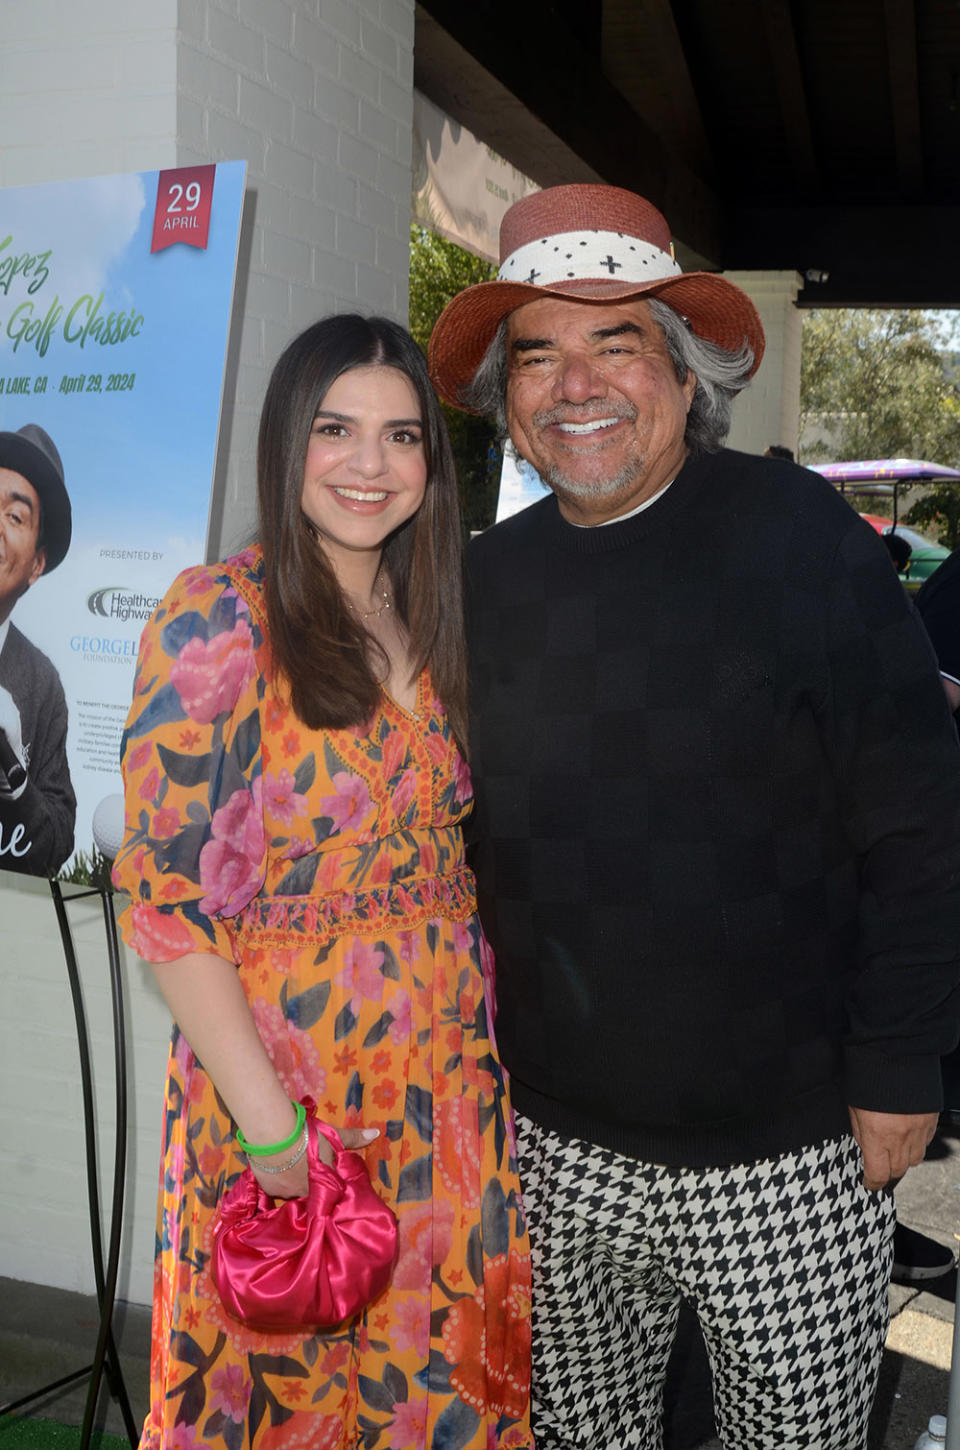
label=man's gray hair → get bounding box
[458,294,755,454]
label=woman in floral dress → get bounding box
[113,315,532,1450]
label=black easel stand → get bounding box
[0,881,139,1449]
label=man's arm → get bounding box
[820,525,960,1185]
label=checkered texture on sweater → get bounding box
[466,448,960,1167]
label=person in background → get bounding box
[882,528,912,577]
[916,548,960,715]
[0,423,75,876]
[915,549,960,1133]
[867,528,960,1281]
[429,182,960,1449]
[764,442,794,461]
[113,315,532,1450]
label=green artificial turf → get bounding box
[0,1420,131,1450]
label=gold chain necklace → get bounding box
[348,570,391,620]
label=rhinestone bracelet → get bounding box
[247,1124,308,1174]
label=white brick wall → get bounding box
[0,1,180,185]
[0,0,416,1306]
[177,0,416,554]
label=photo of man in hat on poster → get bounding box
[0,424,76,877]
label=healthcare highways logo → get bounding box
[87,586,161,624]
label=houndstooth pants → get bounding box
[515,1114,895,1450]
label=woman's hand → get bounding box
[248,1124,380,1200]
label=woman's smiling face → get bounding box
[300,364,428,564]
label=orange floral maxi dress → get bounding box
[113,548,533,1450]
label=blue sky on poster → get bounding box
[0,163,245,545]
[0,164,246,868]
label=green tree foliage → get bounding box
[904,480,960,551]
[801,309,960,464]
[408,225,501,531]
[800,309,960,545]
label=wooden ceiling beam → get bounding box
[414,1,725,266]
[761,0,821,194]
[883,0,925,195]
[601,0,715,178]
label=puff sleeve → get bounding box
[113,563,266,964]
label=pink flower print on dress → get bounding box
[262,769,309,829]
[392,1197,455,1291]
[452,920,474,955]
[184,568,215,597]
[151,807,179,840]
[129,904,198,962]
[391,767,418,820]
[385,988,412,1045]
[392,1295,430,1357]
[198,778,265,917]
[335,939,386,1014]
[128,741,152,772]
[397,930,421,967]
[453,750,473,803]
[170,617,256,725]
[388,1400,428,1450]
[173,1030,195,1077]
[319,771,373,833]
[139,766,161,803]
[208,1364,251,1423]
[424,728,450,768]
[478,929,500,1038]
[252,1000,326,1102]
[381,726,407,781]
[169,1422,203,1450]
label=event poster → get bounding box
[0,161,246,881]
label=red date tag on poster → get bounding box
[150,165,216,252]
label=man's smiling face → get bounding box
[504,295,697,525]
[0,468,45,624]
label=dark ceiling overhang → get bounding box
[414,0,960,305]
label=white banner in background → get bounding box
[412,91,539,262]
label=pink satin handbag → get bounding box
[211,1109,398,1332]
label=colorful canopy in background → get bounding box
[808,459,960,483]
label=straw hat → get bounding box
[428,184,765,411]
[0,423,71,572]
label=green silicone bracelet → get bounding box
[236,1100,306,1157]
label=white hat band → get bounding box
[498,228,682,287]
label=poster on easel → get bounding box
[0,160,246,881]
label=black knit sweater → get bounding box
[466,448,960,1167]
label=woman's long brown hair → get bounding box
[257,314,467,752]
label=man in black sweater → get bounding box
[429,185,960,1448]
[0,424,75,876]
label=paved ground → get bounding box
[2,1121,959,1447]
